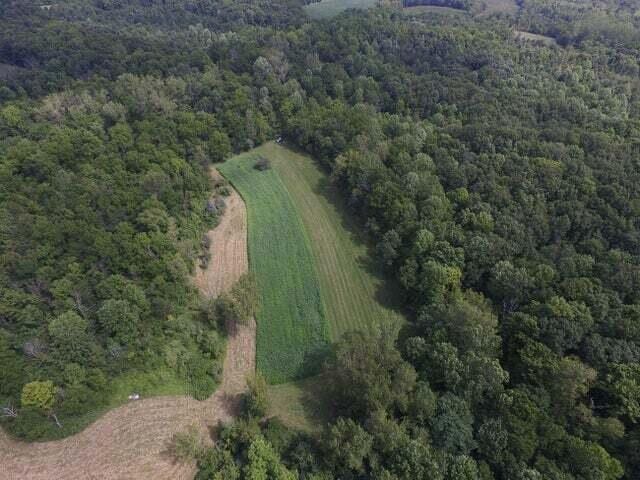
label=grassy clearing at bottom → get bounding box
[304,0,378,20]
[219,153,328,384]
[254,143,404,342]
[267,375,332,433]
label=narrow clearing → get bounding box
[220,151,329,383]
[193,169,249,298]
[1,168,255,480]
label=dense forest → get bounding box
[3,0,640,479]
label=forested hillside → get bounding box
[2,0,640,479]
[0,74,246,439]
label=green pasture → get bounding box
[219,153,329,384]
[304,0,378,20]
[257,143,403,340]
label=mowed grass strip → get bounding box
[304,0,378,20]
[253,143,403,341]
[219,154,329,384]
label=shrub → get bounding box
[199,234,212,269]
[212,274,259,328]
[171,424,202,462]
[214,179,232,196]
[254,156,271,171]
[21,381,56,411]
[2,408,50,442]
[244,373,269,418]
[182,354,217,400]
[230,274,259,324]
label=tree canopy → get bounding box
[3,0,640,478]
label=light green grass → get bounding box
[254,143,403,341]
[304,0,378,20]
[219,153,329,384]
[267,375,332,433]
[253,143,404,430]
[402,5,469,16]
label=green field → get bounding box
[220,144,402,387]
[304,0,378,20]
[402,5,469,16]
[266,375,332,432]
[257,143,403,340]
[473,0,517,16]
[219,153,329,384]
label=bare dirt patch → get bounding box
[193,169,249,298]
[1,168,255,480]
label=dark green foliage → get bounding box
[516,0,640,48]
[254,156,272,171]
[171,424,203,462]
[97,301,140,347]
[3,408,51,442]
[605,364,640,423]
[0,73,238,439]
[196,419,297,480]
[47,312,93,366]
[326,324,416,418]
[0,331,26,399]
[323,418,372,478]
[244,373,270,419]
[430,394,476,455]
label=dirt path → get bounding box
[1,168,255,480]
[193,169,249,299]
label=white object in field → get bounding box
[128,393,140,401]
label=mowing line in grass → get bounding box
[251,143,404,341]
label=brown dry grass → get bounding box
[193,169,249,299]
[1,167,255,480]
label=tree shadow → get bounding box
[287,373,335,429]
[309,163,406,317]
[298,342,331,381]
